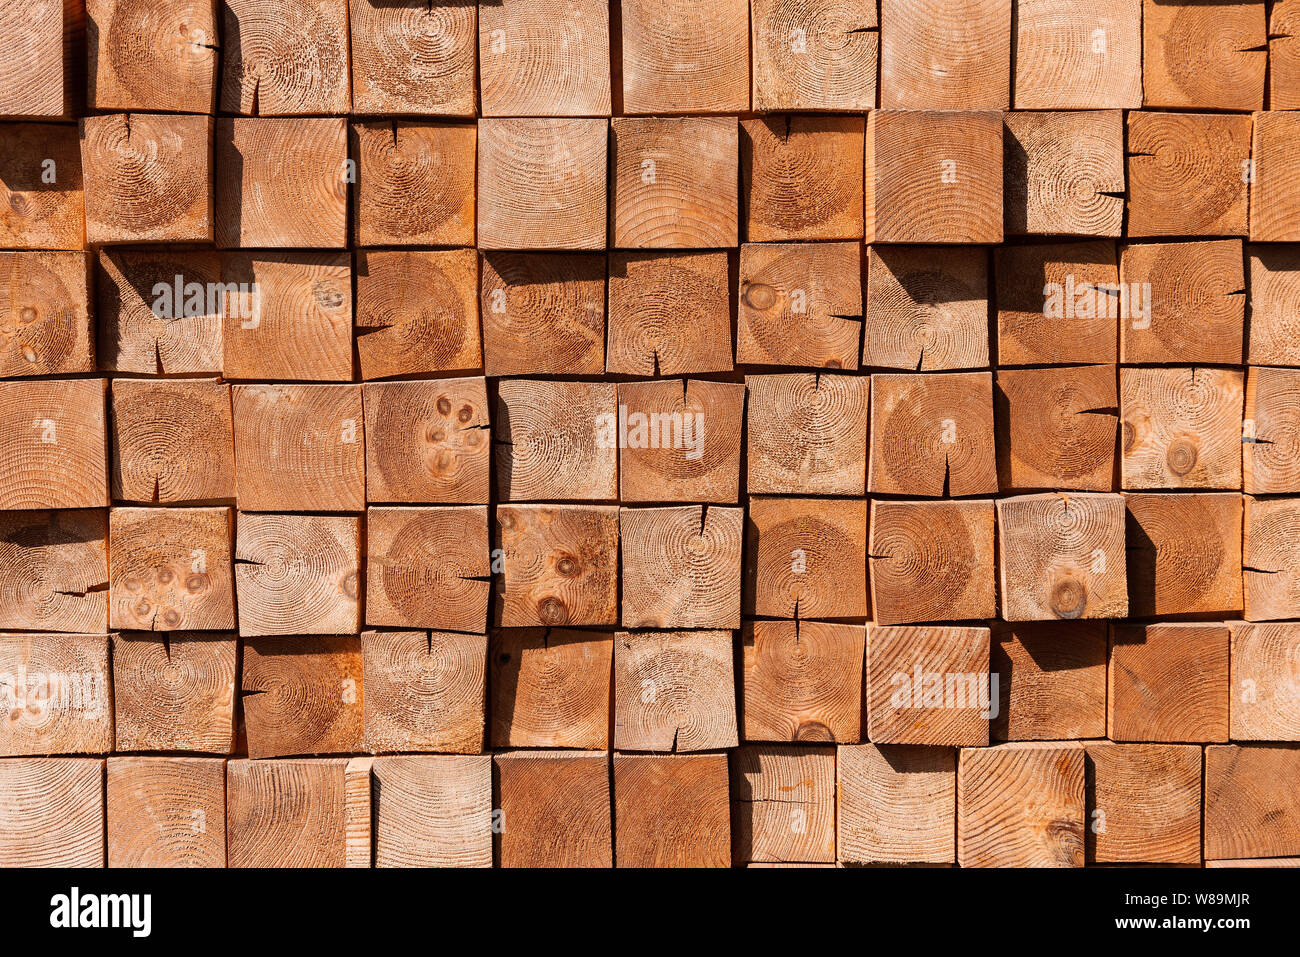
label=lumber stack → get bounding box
[1,0,1299,869]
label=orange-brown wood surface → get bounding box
[1,0,1294,872]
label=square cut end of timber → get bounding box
[235,513,361,637]
[477,118,608,251]
[613,752,731,867]
[997,493,1128,620]
[1108,622,1229,743]
[866,624,992,747]
[109,506,235,632]
[81,113,212,244]
[957,742,1085,868]
[867,110,1004,245]
[367,506,489,633]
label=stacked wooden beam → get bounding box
[1,0,1298,868]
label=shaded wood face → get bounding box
[5,0,1300,875]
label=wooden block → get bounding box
[363,377,490,505]
[490,628,612,749]
[607,251,732,375]
[0,1,81,118]
[863,245,988,371]
[478,0,610,116]
[1244,495,1300,621]
[741,620,865,743]
[355,248,480,379]
[477,118,606,250]
[0,510,107,634]
[112,633,236,752]
[220,0,350,114]
[866,625,991,746]
[1251,111,1300,243]
[1109,623,1230,742]
[620,505,742,629]
[869,372,997,497]
[746,862,840,868]
[1119,240,1245,364]
[242,635,364,758]
[1012,0,1141,108]
[881,0,1009,108]
[612,116,737,249]
[227,758,348,867]
[235,513,360,637]
[494,380,617,501]
[748,373,868,495]
[1126,112,1250,237]
[616,379,745,503]
[372,754,492,867]
[742,116,863,242]
[1248,245,1300,366]
[231,384,364,511]
[1208,857,1300,868]
[0,251,92,377]
[87,0,217,112]
[110,379,234,504]
[0,633,110,755]
[732,745,835,864]
[367,506,488,632]
[215,117,347,248]
[221,252,351,381]
[1004,110,1123,237]
[997,493,1128,620]
[867,110,1003,244]
[613,629,737,752]
[837,743,955,864]
[362,630,486,754]
[353,121,474,246]
[343,756,372,867]
[750,0,877,111]
[494,751,612,868]
[613,752,730,867]
[0,122,84,249]
[1120,367,1243,490]
[994,240,1118,365]
[0,379,107,509]
[81,113,211,244]
[1083,742,1202,864]
[995,365,1117,492]
[1143,0,1265,110]
[1230,622,1300,741]
[480,253,605,376]
[1205,744,1300,860]
[496,504,618,628]
[957,741,1085,868]
[738,242,861,370]
[1125,492,1244,617]
[107,756,225,867]
[869,500,996,625]
[109,506,234,632]
[991,621,1107,741]
[1273,0,1300,109]
[0,758,103,867]
[744,496,867,620]
[96,249,222,374]
[348,0,476,116]
[620,0,748,114]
